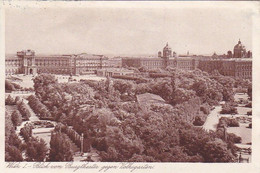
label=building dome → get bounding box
[234,39,246,50]
[163,42,172,58]
[158,51,162,57]
[233,39,247,58]
[163,42,172,51]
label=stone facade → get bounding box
[198,58,252,79]
[96,68,134,77]
[5,41,252,79]
[35,55,74,75]
[122,43,199,71]
[74,54,109,75]
[5,50,109,76]
[122,42,252,79]
[5,56,24,75]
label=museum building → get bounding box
[122,40,252,79]
[5,40,252,79]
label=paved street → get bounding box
[203,106,222,132]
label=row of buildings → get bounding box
[5,40,252,79]
[5,50,122,76]
[122,40,252,79]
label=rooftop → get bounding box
[97,68,134,73]
[200,58,252,62]
[137,93,166,106]
[5,55,20,60]
[36,54,73,58]
[76,53,106,60]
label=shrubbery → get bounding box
[20,123,33,142]
[17,102,31,120]
[28,95,51,119]
[218,117,239,128]
[5,95,15,105]
[227,133,242,143]
[11,110,22,127]
[245,102,252,108]
[247,111,252,116]
[15,96,22,104]
[200,104,211,115]
[5,80,21,92]
[228,119,240,127]
[220,102,238,115]
[193,116,205,126]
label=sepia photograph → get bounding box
[2,1,260,172]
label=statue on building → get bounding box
[227,50,233,58]
[247,51,252,58]
[172,51,177,57]
[158,51,162,57]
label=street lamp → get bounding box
[80,133,84,155]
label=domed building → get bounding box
[233,39,247,58]
[162,43,172,58]
[122,41,251,79]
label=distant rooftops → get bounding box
[76,53,106,60]
[200,58,252,62]
[122,56,196,60]
[35,54,73,58]
[97,68,134,74]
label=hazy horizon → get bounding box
[5,7,253,56]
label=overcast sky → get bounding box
[5,6,253,56]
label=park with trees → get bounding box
[5,67,252,162]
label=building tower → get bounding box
[17,49,36,75]
[158,51,162,57]
[162,43,172,68]
[233,39,247,58]
[172,51,177,57]
[163,42,172,58]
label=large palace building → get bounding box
[122,40,252,79]
[5,40,252,79]
[122,43,198,71]
[5,50,110,76]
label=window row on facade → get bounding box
[236,65,252,70]
[141,60,164,66]
[6,68,23,74]
[5,61,23,66]
[37,68,73,74]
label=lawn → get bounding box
[234,93,249,102]
[227,123,252,144]
[236,106,251,115]
[10,74,35,88]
